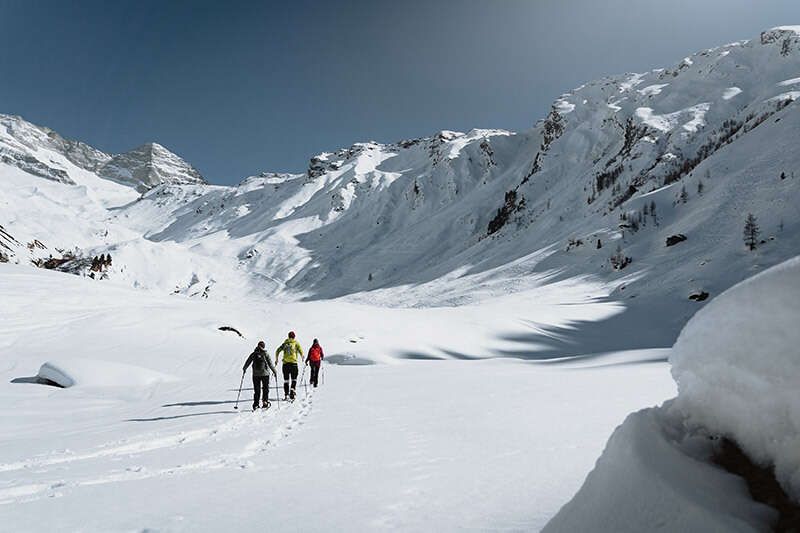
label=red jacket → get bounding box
[308,344,324,362]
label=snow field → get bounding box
[0,265,675,531]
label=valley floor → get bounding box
[0,266,675,532]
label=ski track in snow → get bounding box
[0,392,314,505]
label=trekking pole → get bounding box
[300,363,308,397]
[274,372,280,410]
[233,370,245,410]
[321,361,325,386]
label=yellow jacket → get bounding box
[276,338,303,364]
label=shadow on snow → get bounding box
[126,411,234,422]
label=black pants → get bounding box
[309,361,321,387]
[252,375,270,408]
[282,362,298,398]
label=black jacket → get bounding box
[243,347,277,377]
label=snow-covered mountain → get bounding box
[0,114,111,184]
[2,27,800,337]
[0,114,204,191]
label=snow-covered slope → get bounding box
[108,28,800,311]
[2,27,800,338]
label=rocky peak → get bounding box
[99,142,206,192]
[760,26,800,45]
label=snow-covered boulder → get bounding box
[545,256,800,531]
[671,256,800,500]
[37,358,178,388]
[543,404,775,532]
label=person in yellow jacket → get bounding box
[275,331,304,400]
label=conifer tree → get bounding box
[743,213,760,251]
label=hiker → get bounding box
[306,338,324,387]
[243,341,277,410]
[275,331,303,400]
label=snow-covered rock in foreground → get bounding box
[671,255,800,500]
[543,404,775,532]
[545,256,800,532]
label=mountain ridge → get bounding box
[1,27,799,345]
[0,113,205,191]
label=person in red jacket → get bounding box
[306,338,324,388]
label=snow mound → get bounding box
[37,359,178,388]
[325,353,375,366]
[671,256,800,500]
[545,256,800,531]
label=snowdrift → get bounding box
[37,359,177,388]
[545,256,800,531]
[543,404,774,532]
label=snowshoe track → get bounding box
[0,391,315,505]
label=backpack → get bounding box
[309,345,322,361]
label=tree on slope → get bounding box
[743,213,760,251]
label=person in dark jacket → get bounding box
[243,341,278,410]
[306,338,324,388]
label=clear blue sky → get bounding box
[1,0,799,184]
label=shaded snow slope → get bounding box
[545,255,800,532]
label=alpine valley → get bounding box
[1,27,799,532]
